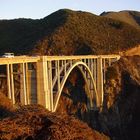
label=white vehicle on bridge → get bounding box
[2,53,14,58]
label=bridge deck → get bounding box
[0,55,120,65]
[41,55,120,61]
[0,56,40,65]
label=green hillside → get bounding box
[0,9,140,55]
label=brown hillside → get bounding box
[0,9,140,55]
[121,45,140,56]
[0,105,110,140]
[33,9,140,55]
[101,10,140,30]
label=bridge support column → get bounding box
[7,64,11,100]
[10,64,15,104]
[7,64,15,104]
[48,61,53,111]
[6,64,15,104]
[25,63,30,104]
[97,57,104,107]
[20,63,27,105]
[37,57,51,111]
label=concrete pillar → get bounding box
[103,59,106,84]
[90,59,94,93]
[64,60,66,76]
[25,63,30,104]
[10,64,15,104]
[37,56,51,110]
[20,63,27,105]
[57,60,60,93]
[28,68,37,104]
[93,59,97,86]
[97,57,103,107]
[108,58,111,66]
[7,64,11,99]
[48,61,53,111]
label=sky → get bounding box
[0,0,139,19]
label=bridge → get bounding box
[0,55,120,112]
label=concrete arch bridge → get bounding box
[0,55,120,112]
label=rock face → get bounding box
[98,56,140,140]
[0,105,110,140]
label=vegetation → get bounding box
[106,66,118,80]
[0,93,14,119]
[101,10,140,30]
[33,9,140,55]
[0,105,110,140]
[0,9,140,55]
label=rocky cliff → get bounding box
[100,55,140,140]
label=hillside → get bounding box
[0,104,110,140]
[121,45,140,56]
[0,9,140,55]
[101,10,140,30]
[0,19,45,55]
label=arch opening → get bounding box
[53,61,98,112]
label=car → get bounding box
[2,53,14,58]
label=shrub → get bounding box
[106,66,118,80]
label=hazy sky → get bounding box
[0,0,139,19]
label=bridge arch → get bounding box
[53,61,99,112]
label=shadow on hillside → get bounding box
[99,70,140,140]
[0,93,14,119]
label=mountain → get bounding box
[101,10,140,30]
[0,9,140,55]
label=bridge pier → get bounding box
[25,63,30,105]
[7,64,15,104]
[20,63,28,105]
[7,64,11,100]
[37,57,52,111]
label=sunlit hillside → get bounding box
[101,10,140,30]
[0,9,140,55]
